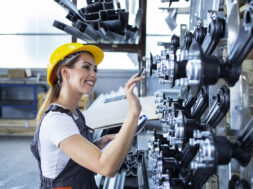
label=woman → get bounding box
[30,42,145,189]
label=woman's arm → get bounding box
[59,74,145,177]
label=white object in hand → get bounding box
[101,113,147,151]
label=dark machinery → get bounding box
[142,1,253,188]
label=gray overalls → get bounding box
[30,104,98,189]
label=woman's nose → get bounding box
[90,69,97,78]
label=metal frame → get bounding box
[0,83,40,118]
[72,0,147,97]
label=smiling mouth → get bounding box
[86,81,94,87]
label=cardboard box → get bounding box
[37,92,47,111]
[79,91,96,111]
[37,92,96,112]
[78,94,89,111]
[8,69,26,79]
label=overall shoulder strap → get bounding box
[76,108,94,132]
[50,104,72,115]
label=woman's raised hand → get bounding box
[124,73,145,116]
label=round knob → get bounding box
[171,34,180,51]
[184,31,193,50]
[194,24,207,45]
[150,52,157,76]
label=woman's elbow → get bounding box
[98,158,118,177]
[106,171,117,178]
[101,169,117,178]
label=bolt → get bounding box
[235,105,242,111]
[191,162,198,169]
[189,138,195,146]
[188,80,200,85]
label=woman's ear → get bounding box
[60,66,70,81]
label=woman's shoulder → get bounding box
[40,111,80,146]
[39,110,80,144]
[41,111,77,131]
[45,110,73,121]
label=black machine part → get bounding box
[204,118,253,167]
[186,3,252,97]
[149,53,157,77]
[211,118,253,166]
[191,86,209,120]
[197,51,223,86]
[204,85,230,128]
[229,175,251,189]
[174,60,187,81]
[183,91,197,109]
[180,143,199,168]
[168,34,187,87]
[189,118,253,189]
[184,31,193,51]
[225,2,253,86]
[201,14,226,55]
[160,145,182,161]
[174,15,225,101]
[191,167,216,189]
[184,129,217,189]
[189,24,207,51]
[184,43,222,101]
[182,116,199,146]
[170,34,180,54]
[235,118,253,166]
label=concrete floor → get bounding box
[0,136,40,189]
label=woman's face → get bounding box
[65,53,97,95]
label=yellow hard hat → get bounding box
[47,43,104,86]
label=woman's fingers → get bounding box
[107,134,116,140]
[125,76,145,96]
[128,83,136,93]
[125,75,145,89]
[104,134,116,142]
[125,73,138,87]
[126,73,145,85]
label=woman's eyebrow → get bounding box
[82,62,92,65]
[82,62,97,69]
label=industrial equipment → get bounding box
[139,0,253,188]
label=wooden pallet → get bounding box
[0,119,37,136]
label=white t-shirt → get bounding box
[38,105,80,179]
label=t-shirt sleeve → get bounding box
[41,112,80,147]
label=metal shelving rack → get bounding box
[72,0,147,96]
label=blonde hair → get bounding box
[37,51,94,124]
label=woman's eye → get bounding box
[83,66,90,70]
[83,66,97,73]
